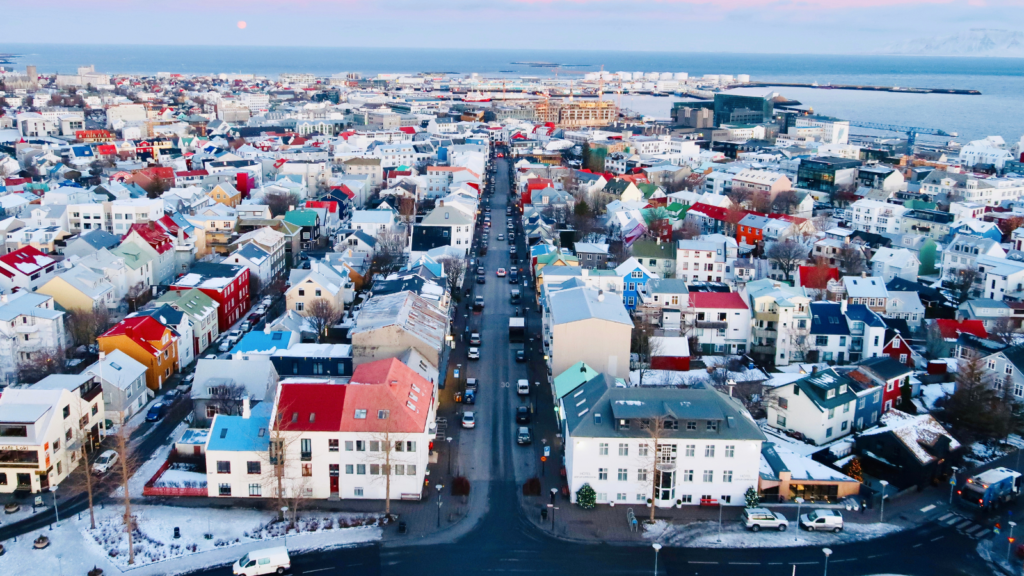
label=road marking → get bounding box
[937,513,954,521]
[945,517,960,525]
[729,562,760,565]
[966,525,984,535]
[867,554,884,559]
[790,562,817,565]
[920,504,936,513]
[303,569,334,574]
[689,561,719,564]
[955,520,973,529]
[931,536,945,542]
[912,543,923,548]
[768,562,784,565]
[976,529,991,538]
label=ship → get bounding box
[462,91,491,103]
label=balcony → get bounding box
[14,324,39,334]
[754,311,780,322]
[695,321,727,330]
[81,383,103,403]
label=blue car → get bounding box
[145,402,168,422]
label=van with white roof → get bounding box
[233,546,290,575]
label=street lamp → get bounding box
[446,436,453,475]
[879,480,889,523]
[281,506,289,546]
[794,497,804,542]
[436,483,444,528]
[949,466,959,505]
[651,543,662,575]
[717,501,723,542]
[50,486,59,528]
[822,548,832,576]
[1009,521,1018,562]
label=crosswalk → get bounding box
[934,511,992,540]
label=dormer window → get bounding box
[706,420,718,432]
[827,389,836,399]
[618,419,630,430]
[839,384,847,394]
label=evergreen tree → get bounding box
[899,378,917,414]
[842,458,864,483]
[744,486,760,508]
[576,483,597,510]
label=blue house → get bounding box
[615,257,657,311]
[230,330,301,360]
[950,219,1002,242]
[809,302,851,364]
[846,374,883,432]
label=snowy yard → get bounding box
[643,518,901,548]
[0,504,382,576]
[920,382,955,411]
[114,421,189,498]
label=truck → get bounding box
[509,317,526,360]
[958,467,1023,510]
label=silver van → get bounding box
[741,507,788,532]
[800,509,844,532]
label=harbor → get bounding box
[744,81,981,95]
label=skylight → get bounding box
[110,362,122,371]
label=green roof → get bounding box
[630,239,675,260]
[284,209,319,227]
[554,362,600,399]
[155,288,217,321]
[638,183,659,198]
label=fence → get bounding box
[142,459,209,497]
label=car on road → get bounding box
[468,347,480,360]
[800,510,843,532]
[510,270,518,283]
[517,379,530,395]
[475,296,485,309]
[183,373,196,385]
[742,508,789,532]
[477,274,485,284]
[205,354,218,360]
[163,389,183,404]
[507,223,513,230]
[515,349,526,362]
[470,332,482,346]
[253,306,267,316]
[461,411,476,429]
[219,340,233,353]
[240,321,252,332]
[145,402,169,422]
[466,378,478,391]
[225,330,243,343]
[463,389,476,404]
[92,449,119,475]
[497,234,504,241]
[516,406,531,424]
[496,268,507,277]
[508,234,515,243]
[261,296,274,307]
[477,266,486,276]
[233,547,291,576]
[517,427,532,445]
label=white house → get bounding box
[351,210,396,241]
[870,248,920,283]
[685,292,751,356]
[0,292,67,384]
[766,368,858,446]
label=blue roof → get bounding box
[810,302,850,336]
[207,402,272,452]
[231,330,292,355]
[844,304,887,328]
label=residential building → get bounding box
[845,199,907,235]
[574,242,610,270]
[351,210,396,241]
[351,291,448,370]
[852,356,915,413]
[85,350,148,425]
[870,248,920,283]
[192,358,279,428]
[630,240,677,278]
[616,258,657,310]
[98,315,179,392]
[154,288,220,355]
[766,368,858,446]
[37,264,116,313]
[0,246,59,292]
[286,260,348,316]
[843,275,888,315]
[855,410,961,490]
[547,287,632,379]
[170,262,250,332]
[233,227,287,283]
[686,292,751,355]
[0,292,67,384]
[899,210,954,241]
[226,243,273,292]
[208,183,242,208]
[746,279,812,366]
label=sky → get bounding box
[3,0,1023,53]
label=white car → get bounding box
[261,296,273,307]
[219,341,232,352]
[461,411,476,429]
[225,330,243,343]
[468,347,480,360]
[92,449,119,475]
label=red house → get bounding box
[736,214,769,247]
[169,262,250,331]
[523,178,554,206]
[651,335,691,371]
[797,266,840,291]
[935,319,988,342]
[882,327,915,368]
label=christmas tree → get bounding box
[744,486,760,508]
[842,458,864,482]
[576,483,597,509]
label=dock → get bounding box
[742,82,981,95]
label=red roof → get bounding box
[305,200,339,214]
[175,169,209,178]
[276,384,347,432]
[330,185,355,200]
[96,144,117,155]
[155,215,190,240]
[527,178,554,191]
[797,266,839,289]
[936,319,988,341]
[100,315,173,356]
[124,223,173,254]
[398,127,416,134]
[344,358,432,433]
[0,246,55,278]
[4,177,31,186]
[688,292,749,310]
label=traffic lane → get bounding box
[181,543,381,576]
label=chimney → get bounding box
[727,378,736,398]
[581,268,589,279]
[124,325,133,339]
[242,397,251,419]
[99,351,106,361]
[861,271,867,278]
[597,289,605,302]
[811,366,818,375]
[264,322,271,335]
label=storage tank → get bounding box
[617,72,633,81]
[634,72,644,80]
[659,72,674,80]
[584,72,600,81]
[719,74,734,83]
[642,82,656,90]
[737,74,750,83]
[703,74,720,83]
[674,72,689,80]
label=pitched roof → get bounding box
[936,319,988,341]
[689,292,748,310]
[790,368,858,411]
[275,383,348,432]
[810,302,850,335]
[549,287,633,327]
[859,409,960,465]
[0,246,56,277]
[843,275,888,298]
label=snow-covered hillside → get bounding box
[882,29,1024,58]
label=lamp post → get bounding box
[50,486,59,527]
[822,548,832,576]
[1008,521,1018,562]
[794,497,804,542]
[281,506,289,547]
[717,501,723,543]
[950,466,959,505]
[879,480,889,523]
[652,543,662,575]
[436,483,444,528]
[446,436,453,475]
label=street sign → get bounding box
[544,446,551,457]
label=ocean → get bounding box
[1,44,1022,144]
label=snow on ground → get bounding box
[0,505,381,576]
[114,421,189,498]
[920,382,955,411]
[153,468,207,488]
[0,500,52,527]
[643,518,901,548]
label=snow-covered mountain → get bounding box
[881,29,1024,58]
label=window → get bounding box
[52,438,60,452]
[370,441,380,452]
[329,439,339,452]
[679,495,692,504]
[247,461,261,475]
[638,443,648,457]
[599,443,609,456]
[686,421,697,431]
[219,484,232,496]
[356,464,366,475]
[638,469,648,482]
[345,441,354,451]
[597,493,607,502]
[354,409,367,419]
[370,464,381,475]
[685,444,695,457]
[618,443,628,456]
[706,421,718,432]
[826,427,833,438]
[354,487,364,497]
[300,438,312,461]
[723,470,733,483]
[217,461,231,474]
[618,468,628,481]
[378,410,389,419]
[356,440,365,451]
[777,415,787,427]
[828,407,835,419]
[598,468,608,480]
[407,465,417,476]
[816,335,828,346]
[841,421,848,431]
[345,464,354,475]
[682,470,694,482]
[703,470,713,483]
[66,428,73,441]
[295,302,304,311]
[704,445,715,458]
[725,445,735,458]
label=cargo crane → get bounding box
[848,120,958,148]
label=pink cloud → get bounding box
[511,0,955,8]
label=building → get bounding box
[153,288,220,355]
[855,410,961,490]
[192,358,279,428]
[0,376,104,494]
[98,315,179,392]
[630,240,677,279]
[766,368,858,446]
[713,93,773,126]
[233,227,287,284]
[0,246,59,292]
[563,376,765,508]
[616,258,657,310]
[758,442,860,503]
[351,291,448,369]
[843,275,888,315]
[85,350,148,425]
[796,157,862,194]
[746,279,812,366]
[852,356,915,413]
[286,261,348,316]
[170,262,250,332]
[37,264,117,313]
[0,292,67,384]
[226,243,273,292]
[410,205,474,258]
[547,287,632,379]
[870,248,920,283]
[686,292,751,355]
[899,210,954,241]
[845,199,907,236]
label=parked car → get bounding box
[800,510,843,532]
[163,389,183,404]
[475,296,485,309]
[145,402,169,422]
[510,270,518,283]
[515,349,526,362]
[477,266,485,275]
[477,275,486,284]
[92,450,119,475]
[240,321,252,332]
[468,347,480,360]
[498,234,505,241]
[516,405,531,424]
[225,330,243,343]
[461,411,476,429]
[517,426,532,445]
[742,508,789,532]
[470,332,482,345]
[496,268,507,277]
[219,341,233,353]
[463,389,476,404]
[261,296,274,307]
[233,547,291,576]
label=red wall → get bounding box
[652,356,691,371]
[171,268,250,332]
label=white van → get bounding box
[517,379,530,395]
[233,546,291,575]
[800,509,844,532]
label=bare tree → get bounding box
[370,231,407,279]
[209,382,250,418]
[765,239,808,282]
[770,190,800,215]
[262,409,313,529]
[944,349,1017,442]
[17,345,68,384]
[947,264,980,304]
[110,424,141,565]
[126,282,148,313]
[749,192,773,214]
[673,215,702,241]
[637,415,671,522]
[67,308,111,348]
[989,317,1018,345]
[631,319,664,387]
[302,298,343,343]
[812,213,833,234]
[725,186,751,209]
[924,322,946,360]
[362,398,402,517]
[438,256,467,292]
[836,244,866,276]
[264,191,302,218]
[998,216,1024,242]
[61,400,100,529]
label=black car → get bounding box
[477,275,485,284]
[515,349,526,362]
[516,406,531,424]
